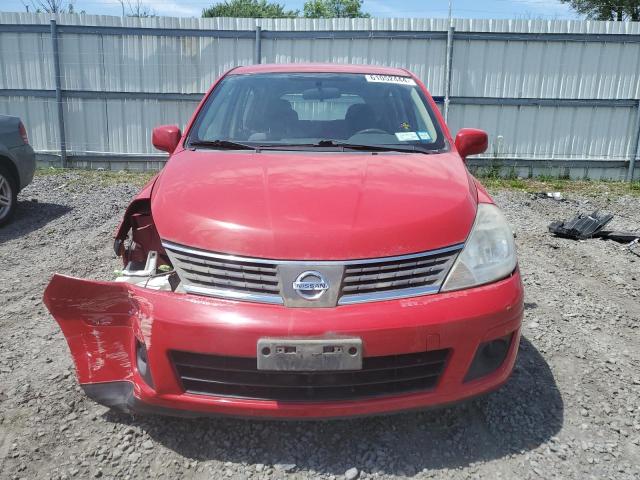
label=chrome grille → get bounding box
[162,241,462,305]
[338,246,461,305]
[163,242,283,304]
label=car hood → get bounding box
[152,149,477,260]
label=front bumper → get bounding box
[44,270,523,419]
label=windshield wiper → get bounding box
[189,139,441,154]
[189,139,256,150]
[313,140,436,154]
[256,141,431,153]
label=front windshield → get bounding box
[188,73,447,152]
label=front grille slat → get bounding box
[341,275,440,293]
[182,271,280,291]
[177,363,443,389]
[344,270,441,287]
[183,276,281,294]
[180,263,279,284]
[171,349,450,402]
[348,256,449,274]
[182,376,440,401]
[173,253,278,274]
[339,248,460,303]
[343,266,445,284]
[165,244,282,302]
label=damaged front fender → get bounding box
[113,173,165,265]
[43,274,154,386]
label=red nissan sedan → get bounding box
[44,64,523,419]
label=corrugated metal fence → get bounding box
[1,13,639,179]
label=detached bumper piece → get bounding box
[83,381,136,411]
[171,349,450,402]
[549,211,640,244]
[549,210,613,240]
[82,382,207,418]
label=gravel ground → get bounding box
[1,171,640,480]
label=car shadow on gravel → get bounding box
[105,337,563,476]
[0,200,71,244]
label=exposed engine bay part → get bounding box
[548,211,614,240]
[123,250,158,277]
[114,199,165,266]
[115,271,177,292]
[115,250,181,292]
[113,172,165,267]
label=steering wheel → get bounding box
[353,128,388,136]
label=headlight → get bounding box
[441,203,517,292]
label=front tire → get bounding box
[0,165,18,227]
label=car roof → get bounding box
[230,63,412,76]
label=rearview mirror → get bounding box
[152,125,181,153]
[302,87,341,100]
[455,128,488,159]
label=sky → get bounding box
[2,0,579,20]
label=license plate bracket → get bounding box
[257,338,362,371]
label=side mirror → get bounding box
[152,125,181,153]
[455,128,488,160]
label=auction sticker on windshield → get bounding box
[365,74,417,86]
[395,132,420,141]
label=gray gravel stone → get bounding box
[1,173,640,480]
[128,452,141,463]
[345,467,359,480]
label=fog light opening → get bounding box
[482,337,509,360]
[136,340,154,388]
[464,333,513,383]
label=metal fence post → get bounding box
[627,100,640,182]
[50,20,67,167]
[254,26,262,64]
[444,26,455,122]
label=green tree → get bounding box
[202,0,298,18]
[560,0,639,21]
[303,0,370,18]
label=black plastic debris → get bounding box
[595,230,640,243]
[533,192,564,201]
[548,211,614,240]
[549,211,640,244]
